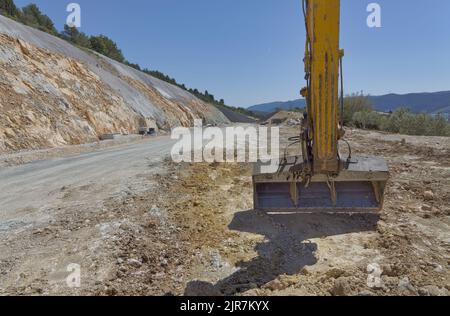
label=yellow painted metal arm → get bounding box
[304,0,341,174]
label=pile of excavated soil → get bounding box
[265,110,304,125]
[97,127,450,296]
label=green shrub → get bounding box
[0,0,19,17]
[341,92,373,125]
[351,108,450,137]
[19,4,58,35]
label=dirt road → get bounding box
[0,127,449,296]
[0,136,178,295]
[0,136,174,214]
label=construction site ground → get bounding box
[0,125,449,296]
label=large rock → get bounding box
[423,191,435,201]
[331,277,353,296]
[398,277,417,295]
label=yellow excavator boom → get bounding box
[305,0,341,174]
[252,0,389,213]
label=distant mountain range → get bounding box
[248,91,450,115]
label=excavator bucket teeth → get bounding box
[253,156,389,213]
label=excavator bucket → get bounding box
[253,156,389,213]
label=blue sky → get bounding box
[14,0,450,107]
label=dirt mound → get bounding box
[266,110,303,125]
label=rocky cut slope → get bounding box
[0,15,229,153]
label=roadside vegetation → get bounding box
[344,93,450,137]
[267,93,450,137]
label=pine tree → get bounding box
[20,4,57,35]
[90,35,125,63]
[0,0,19,17]
[62,24,91,48]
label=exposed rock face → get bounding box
[0,15,229,153]
[0,34,140,151]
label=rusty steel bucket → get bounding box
[253,156,389,213]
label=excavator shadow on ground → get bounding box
[184,210,379,296]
